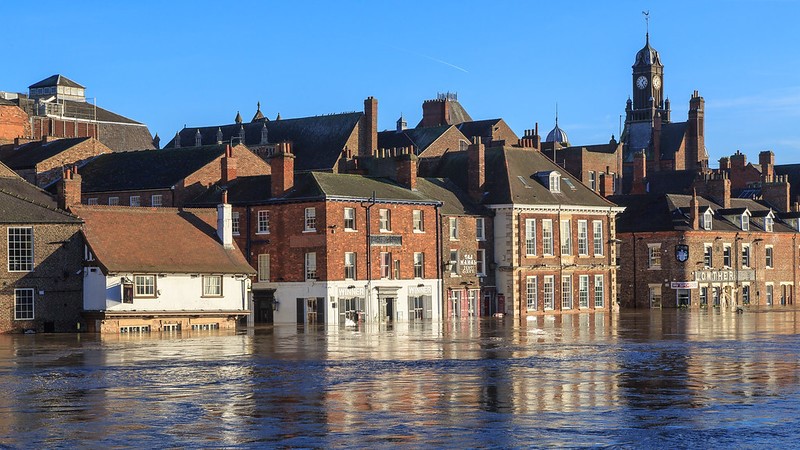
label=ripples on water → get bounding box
[1,308,800,448]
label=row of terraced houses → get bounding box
[2,32,800,333]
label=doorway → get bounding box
[381,297,395,322]
[253,289,275,324]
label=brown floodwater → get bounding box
[2,307,800,448]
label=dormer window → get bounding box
[701,210,713,230]
[549,171,561,193]
[739,213,749,231]
[765,216,774,232]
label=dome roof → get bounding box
[545,122,569,145]
[634,33,662,66]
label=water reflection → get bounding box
[1,309,800,447]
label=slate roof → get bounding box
[1,137,92,169]
[73,206,255,274]
[658,122,688,160]
[166,112,363,172]
[29,74,85,89]
[0,171,80,224]
[427,146,617,208]
[287,172,440,204]
[377,125,456,155]
[457,119,502,142]
[77,145,228,193]
[639,169,699,195]
[610,193,792,233]
[189,175,272,206]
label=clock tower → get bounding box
[628,32,668,123]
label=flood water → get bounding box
[3,309,800,448]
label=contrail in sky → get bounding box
[392,47,469,73]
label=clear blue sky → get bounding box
[3,1,798,166]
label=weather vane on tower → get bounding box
[643,10,650,35]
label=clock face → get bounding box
[652,75,661,90]
[636,76,648,90]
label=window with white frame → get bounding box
[766,246,773,268]
[257,254,270,282]
[578,220,588,255]
[740,213,749,231]
[542,219,553,255]
[232,212,240,235]
[723,244,731,268]
[704,244,713,268]
[593,220,604,255]
[544,276,555,309]
[766,283,774,305]
[589,171,596,191]
[8,227,33,272]
[648,243,661,269]
[549,172,561,193]
[449,217,458,240]
[765,216,774,232]
[449,249,458,276]
[203,275,222,296]
[560,220,572,255]
[741,244,750,268]
[476,217,485,241]
[476,249,486,276]
[87,198,98,205]
[257,210,270,234]
[380,252,391,278]
[579,275,589,308]
[649,285,662,308]
[413,210,424,232]
[108,197,119,206]
[14,288,34,320]
[305,252,317,280]
[134,275,156,297]
[701,210,713,230]
[344,207,356,230]
[561,275,572,309]
[344,252,356,279]
[414,252,424,278]
[129,196,140,207]
[525,219,536,256]
[379,209,391,232]
[526,276,538,311]
[742,284,750,305]
[304,208,316,231]
[151,194,163,207]
[594,275,604,307]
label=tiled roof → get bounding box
[428,146,616,208]
[29,74,85,89]
[166,112,363,172]
[415,177,486,216]
[1,137,92,169]
[378,125,456,155]
[77,145,228,193]
[611,193,791,233]
[288,172,439,204]
[0,174,80,223]
[189,175,272,206]
[73,206,255,274]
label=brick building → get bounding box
[0,136,112,188]
[0,98,31,146]
[611,176,800,309]
[378,120,470,160]
[422,140,622,318]
[67,143,269,207]
[1,74,155,152]
[0,165,83,333]
[191,143,444,325]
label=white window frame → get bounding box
[577,220,588,256]
[594,274,604,308]
[561,275,573,309]
[151,194,163,207]
[379,209,391,232]
[579,274,589,308]
[344,252,357,280]
[649,285,662,308]
[449,249,459,276]
[765,246,773,269]
[87,198,98,205]
[704,243,713,268]
[305,252,317,280]
[592,220,603,256]
[8,227,34,272]
[723,244,732,268]
[543,275,555,310]
[476,249,486,276]
[741,244,750,268]
[589,171,596,191]
[380,252,392,279]
[526,276,538,311]
[413,210,424,233]
[232,211,240,235]
[702,210,713,230]
[648,243,661,269]
[129,195,140,207]
[108,196,119,206]
[344,207,356,231]
[304,208,316,232]
[476,217,485,241]
[257,210,270,234]
[134,275,156,298]
[542,219,553,256]
[14,288,34,320]
[560,220,572,255]
[413,252,424,278]
[449,217,458,240]
[525,219,536,256]
[765,216,774,232]
[766,283,774,305]
[549,172,561,193]
[202,275,223,297]
[740,214,749,231]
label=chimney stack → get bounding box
[395,147,417,190]
[705,172,731,209]
[690,189,700,230]
[217,190,234,249]
[759,150,775,183]
[762,175,790,212]
[58,165,82,210]
[270,141,295,197]
[221,144,237,184]
[363,97,378,157]
[631,151,647,194]
[468,137,485,203]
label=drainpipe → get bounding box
[435,203,442,320]
[361,192,376,323]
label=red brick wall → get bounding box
[418,126,469,159]
[35,138,112,188]
[82,189,174,207]
[0,105,30,144]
